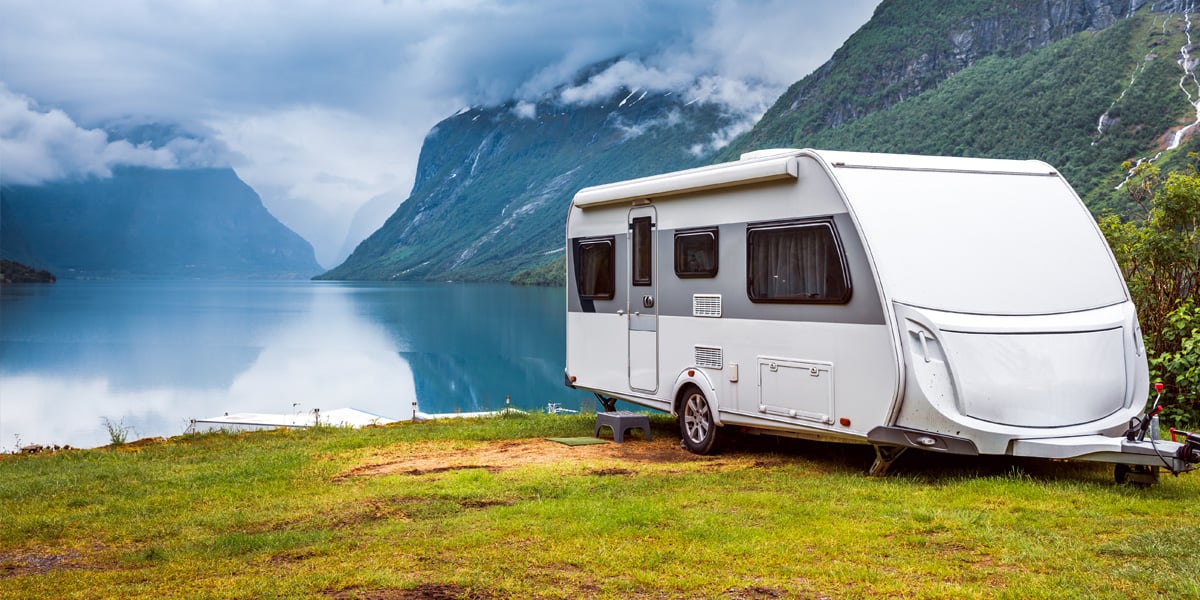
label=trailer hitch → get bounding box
[1115,384,1198,483]
[1170,428,1200,465]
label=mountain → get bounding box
[1,166,322,279]
[722,0,1198,212]
[319,72,740,282]
[325,0,1200,284]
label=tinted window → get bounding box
[747,220,851,303]
[631,216,653,286]
[577,238,615,300]
[674,228,718,278]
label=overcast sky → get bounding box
[0,0,881,267]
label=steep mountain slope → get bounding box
[724,0,1150,156]
[328,0,1200,284]
[321,82,737,281]
[724,0,1199,211]
[1,167,322,278]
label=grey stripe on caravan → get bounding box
[568,214,886,325]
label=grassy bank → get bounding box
[1,413,1197,599]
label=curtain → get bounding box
[750,224,843,301]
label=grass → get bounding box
[1,413,1197,599]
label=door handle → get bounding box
[643,295,654,308]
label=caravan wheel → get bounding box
[1114,463,1159,487]
[679,387,719,455]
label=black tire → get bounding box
[679,386,720,454]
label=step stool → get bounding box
[594,411,652,443]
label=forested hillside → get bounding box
[726,0,1200,212]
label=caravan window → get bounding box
[674,228,718,278]
[631,217,653,286]
[576,238,615,300]
[747,220,851,303]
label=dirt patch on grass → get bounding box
[588,467,635,476]
[723,586,787,599]
[328,583,489,599]
[337,437,718,480]
[0,549,85,578]
[268,548,320,565]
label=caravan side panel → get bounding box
[567,154,903,439]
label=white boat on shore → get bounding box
[188,407,395,432]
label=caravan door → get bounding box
[628,206,658,392]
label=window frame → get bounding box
[745,218,852,304]
[673,227,719,279]
[575,236,616,301]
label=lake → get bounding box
[0,280,592,449]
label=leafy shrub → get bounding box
[1100,161,1200,426]
[1150,301,1200,425]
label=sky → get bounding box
[0,0,881,268]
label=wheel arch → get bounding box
[670,369,722,426]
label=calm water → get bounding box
[0,280,590,449]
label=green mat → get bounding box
[546,437,609,446]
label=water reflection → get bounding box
[0,281,585,448]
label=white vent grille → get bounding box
[695,346,723,369]
[693,294,722,317]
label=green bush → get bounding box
[1100,161,1200,426]
[1150,301,1200,426]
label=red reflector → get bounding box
[687,370,695,377]
[839,417,851,427]
[1155,382,1165,393]
[570,375,577,383]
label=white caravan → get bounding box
[563,148,1199,482]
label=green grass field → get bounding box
[1,413,1196,599]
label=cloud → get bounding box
[0,86,166,185]
[0,0,880,263]
[208,105,420,267]
[547,0,882,155]
[689,120,759,158]
[0,85,231,186]
[557,1,884,122]
[614,107,684,141]
[512,101,537,120]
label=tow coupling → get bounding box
[1116,384,1200,485]
[1170,428,1200,466]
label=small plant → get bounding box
[101,417,130,446]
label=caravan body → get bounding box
[564,148,1197,475]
